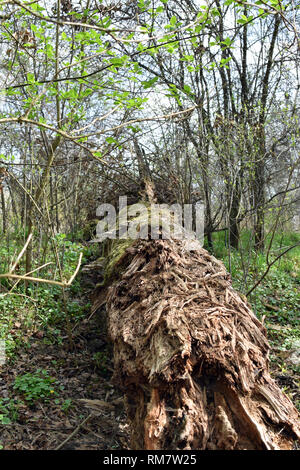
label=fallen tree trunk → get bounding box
[93,237,300,450]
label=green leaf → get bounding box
[170,15,177,26]
[26,72,35,83]
[220,57,232,67]
[110,58,126,66]
[181,54,194,62]
[30,2,45,11]
[0,415,11,425]
[222,37,232,47]
[105,137,117,144]
[142,77,159,89]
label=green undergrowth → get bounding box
[13,369,61,404]
[0,233,99,359]
[0,397,22,425]
[207,230,300,325]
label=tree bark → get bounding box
[99,238,300,450]
[1,186,6,234]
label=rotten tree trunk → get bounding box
[97,238,299,450]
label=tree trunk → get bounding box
[228,185,240,250]
[1,186,6,234]
[97,238,300,450]
[253,157,265,251]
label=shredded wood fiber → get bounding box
[93,237,300,450]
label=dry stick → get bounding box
[4,261,54,296]
[0,252,83,288]
[76,106,198,138]
[0,180,84,289]
[0,107,197,141]
[0,273,72,287]
[67,254,83,286]
[0,180,83,289]
[54,414,92,451]
[9,233,32,273]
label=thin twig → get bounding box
[54,414,92,450]
[67,253,83,286]
[9,233,32,273]
[246,243,300,296]
[0,237,83,288]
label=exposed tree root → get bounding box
[94,238,300,450]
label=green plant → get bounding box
[61,399,73,413]
[13,369,60,403]
[0,397,20,424]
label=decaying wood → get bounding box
[93,238,300,450]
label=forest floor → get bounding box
[0,238,299,450]
[0,271,130,450]
[0,322,130,450]
[0,298,299,450]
